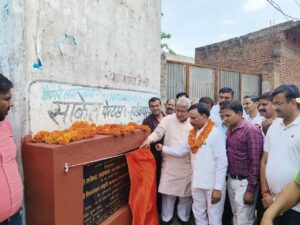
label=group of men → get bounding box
[141,85,300,225]
[1,71,300,225]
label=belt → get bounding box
[230,174,247,180]
[0,209,22,225]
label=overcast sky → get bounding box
[161,0,300,57]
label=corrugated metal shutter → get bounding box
[189,66,215,99]
[220,71,240,100]
[166,63,186,99]
[242,74,261,99]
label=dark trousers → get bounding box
[274,209,300,225]
[222,189,233,225]
[256,191,265,225]
[0,210,23,225]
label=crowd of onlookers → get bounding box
[141,85,300,225]
[1,72,300,225]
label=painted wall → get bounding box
[24,0,161,133]
[0,0,25,166]
[0,0,161,172]
[1,0,161,135]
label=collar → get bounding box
[280,115,300,128]
[228,119,246,134]
[150,111,165,119]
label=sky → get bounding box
[161,0,300,57]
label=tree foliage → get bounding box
[161,13,175,54]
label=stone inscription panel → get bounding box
[83,156,130,225]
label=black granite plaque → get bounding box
[83,155,130,225]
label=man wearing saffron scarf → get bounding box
[156,103,228,225]
[141,97,192,225]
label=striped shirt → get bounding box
[226,119,263,193]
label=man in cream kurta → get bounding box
[157,103,228,225]
[141,97,193,225]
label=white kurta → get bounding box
[163,124,228,225]
[244,111,264,127]
[162,125,228,190]
[148,114,192,197]
[210,104,222,128]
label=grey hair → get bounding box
[177,96,191,109]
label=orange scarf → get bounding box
[188,119,215,153]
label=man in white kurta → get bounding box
[141,97,193,225]
[157,103,228,225]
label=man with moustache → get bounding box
[258,92,281,135]
[251,92,281,225]
[156,103,228,225]
[0,74,24,225]
[260,84,300,225]
[141,97,193,225]
[210,87,234,128]
[165,98,176,115]
[220,101,263,225]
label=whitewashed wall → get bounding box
[0,0,161,174]
[1,0,161,137]
[0,0,25,166]
[29,81,156,134]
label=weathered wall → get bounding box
[0,0,160,137]
[0,0,25,165]
[160,53,168,105]
[17,0,160,134]
[195,21,300,92]
[0,0,161,173]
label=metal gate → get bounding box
[166,63,186,99]
[189,66,215,99]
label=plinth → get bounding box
[22,130,149,225]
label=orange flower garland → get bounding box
[32,121,150,145]
[188,119,215,153]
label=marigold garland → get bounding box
[188,119,215,153]
[32,121,150,145]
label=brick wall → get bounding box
[280,31,300,87]
[195,21,300,91]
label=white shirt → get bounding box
[210,104,247,131]
[264,116,300,212]
[244,111,264,127]
[162,125,228,191]
[210,105,222,128]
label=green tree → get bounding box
[161,32,175,54]
[161,13,175,54]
